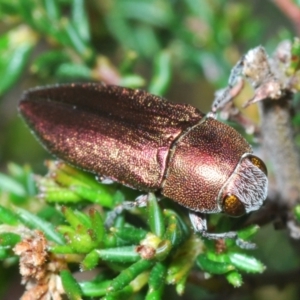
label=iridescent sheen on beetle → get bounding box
[18,83,268,234]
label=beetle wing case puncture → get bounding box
[18,83,268,246]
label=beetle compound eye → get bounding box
[248,155,268,176]
[222,194,246,217]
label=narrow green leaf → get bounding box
[148,193,165,238]
[52,166,91,187]
[79,280,111,297]
[73,210,92,229]
[62,19,92,60]
[133,25,160,58]
[82,250,101,270]
[164,209,190,238]
[71,185,114,208]
[56,63,92,80]
[119,75,145,89]
[176,274,188,295]
[289,37,300,73]
[18,0,38,28]
[163,214,184,248]
[37,206,65,225]
[226,270,243,287]
[0,173,26,197]
[166,235,203,284]
[197,254,235,274]
[0,27,35,96]
[0,233,21,247]
[108,259,154,292]
[89,209,105,243]
[103,286,134,300]
[118,1,174,27]
[16,208,65,245]
[148,51,172,96]
[228,252,265,273]
[7,163,37,197]
[102,231,131,248]
[65,232,97,254]
[43,0,60,20]
[113,226,147,244]
[82,245,140,270]
[237,224,259,240]
[0,205,19,225]
[154,240,172,261]
[50,244,74,254]
[96,246,140,263]
[31,50,69,78]
[62,207,90,230]
[42,188,82,203]
[50,162,101,190]
[146,262,166,299]
[61,270,82,300]
[294,204,300,223]
[71,0,90,43]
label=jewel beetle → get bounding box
[18,83,268,240]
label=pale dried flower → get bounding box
[13,230,67,300]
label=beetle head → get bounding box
[219,153,268,217]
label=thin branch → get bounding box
[260,96,300,208]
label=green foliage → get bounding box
[0,0,298,299]
[0,0,268,99]
[0,162,264,298]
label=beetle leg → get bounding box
[105,194,150,228]
[189,212,256,249]
[210,77,244,114]
[188,211,208,232]
[189,212,236,239]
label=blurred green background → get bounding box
[0,0,299,299]
[0,0,293,171]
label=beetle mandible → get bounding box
[18,83,268,243]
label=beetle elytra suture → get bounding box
[19,83,268,246]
